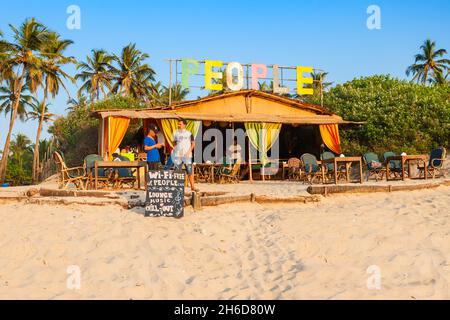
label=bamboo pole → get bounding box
[99,117,104,157]
[320,74,324,107]
[248,136,253,182]
[169,61,173,107]
[175,60,178,84]
[107,117,111,160]
[262,128,265,182]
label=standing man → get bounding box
[173,118,199,192]
[144,124,164,170]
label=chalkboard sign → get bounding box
[145,170,185,218]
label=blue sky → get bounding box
[1,0,449,146]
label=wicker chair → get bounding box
[219,160,241,184]
[287,157,302,181]
[300,153,323,184]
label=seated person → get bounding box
[120,146,135,161]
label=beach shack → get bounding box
[91,90,360,180]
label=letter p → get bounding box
[251,64,268,90]
[181,58,199,89]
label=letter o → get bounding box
[226,62,244,91]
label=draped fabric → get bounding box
[244,122,282,164]
[108,117,130,160]
[160,119,201,148]
[319,124,341,154]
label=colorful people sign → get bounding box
[181,59,314,95]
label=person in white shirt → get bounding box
[173,118,199,192]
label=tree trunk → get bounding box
[0,66,26,183]
[32,89,48,184]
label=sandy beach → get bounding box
[0,184,449,300]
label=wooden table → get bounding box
[194,163,222,183]
[321,157,363,184]
[94,161,148,190]
[385,155,428,181]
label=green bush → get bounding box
[322,75,450,155]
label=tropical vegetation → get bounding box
[0,18,449,186]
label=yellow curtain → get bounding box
[245,122,282,164]
[160,119,201,148]
[319,124,342,154]
[108,117,130,160]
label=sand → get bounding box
[0,185,449,300]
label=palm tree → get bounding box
[7,133,33,185]
[293,71,333,104]
[9,133,33,169]
[148,82,190,107]
[162,83,189,105]
[130,72,157,102]
[0,76,36,122]
[75,49,113,101]
[429,70,446,86]
[0,18,50,183]
[27,100,55,123]
[406,39,450,84]
[147,81,165,107]
[37,139,51,163]
[9,133,33,167]
[258,81,273,92]
[28,100,55,182]
[110,43,155,98]
[429,69,450,86]
[310,71,333,92]
[31,32,75,183]
[66,94,89,111]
